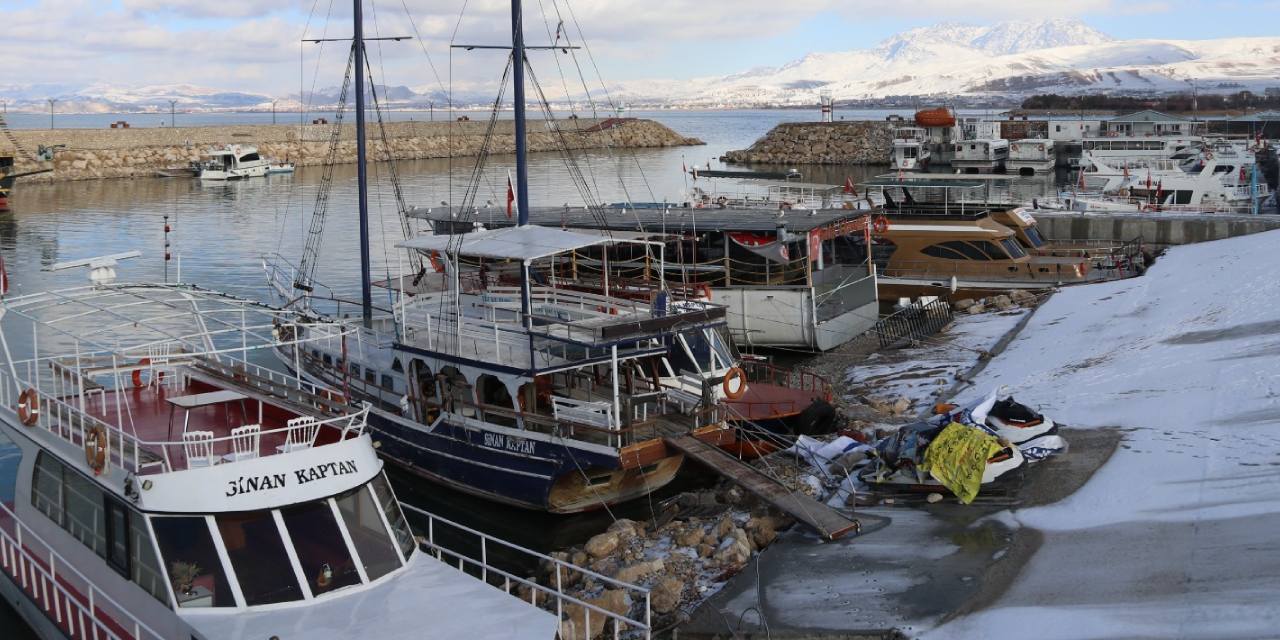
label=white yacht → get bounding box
[1067,144,1270,213]
[195,145,271,180]
[891,127,931,171]
[0,282,644,639]
[1007,139,1056,176]
[1079,136,1202,165]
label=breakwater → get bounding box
[723,121,892,165]
[1,118,702,183]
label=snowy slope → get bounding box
[924,229,1280,638]
[612,19,1280,106]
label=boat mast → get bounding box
[510,0,532,325]
[354,0,374,328]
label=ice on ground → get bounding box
[849,310,1028,411]
[929,229,1280,639]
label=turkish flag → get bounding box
[506,174,515,219]
[843,177,857,195]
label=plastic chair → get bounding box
[226,424,261,462]
[182,431,215,468]
[279,417,319,453]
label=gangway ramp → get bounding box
[666,433,861,541]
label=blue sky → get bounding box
[3,0,1278,95]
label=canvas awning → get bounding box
[396,225,612,261]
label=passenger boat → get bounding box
[0,281,610,639]
[1079,135,1202,165]
[1007,139,1055,176]
[688,177,865,211]
[194,145,270,180]
[891,127,931,171]
[951,138,1009,174]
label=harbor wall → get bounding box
[1035,212,1280,247]
[723,121,893,165]
[0,118,702,183]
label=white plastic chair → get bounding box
[226,424,261,462]
[182,431,215,468]
[278,417,319,453]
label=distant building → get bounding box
[1047,120,1102,141]
[1215,110,1280,139]
[1102,110,1206,137]
[1264,87,1280,99]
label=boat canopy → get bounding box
[396,225,613,261]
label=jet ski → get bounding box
[935,388,1056,445]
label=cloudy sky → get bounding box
[4,0,1277,98]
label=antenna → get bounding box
[44,251,142,284]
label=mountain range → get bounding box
[2,19,1278,113]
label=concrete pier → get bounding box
[1033,211,1280,248]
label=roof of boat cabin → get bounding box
[397,225,615,260]
[413,206,871,233]
[1107,109,1190,123]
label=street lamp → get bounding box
[169,100,177,127]
[47,98,57,129]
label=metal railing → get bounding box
[402,505,651,639]
[0,501,166,640]
[875,296,953,349]
[739,359,832,402]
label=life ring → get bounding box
[715,196,728,208]
[17,388,39,426]
[84,423,108,476]
[872,215,889,235]
[722,367,746,400]
[779,202,793,211]
[1139,203,1151,213]
[131,358,165,387]
[1080,261,1090,278]
[698,283,713,300]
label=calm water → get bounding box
[0,108,1055,634]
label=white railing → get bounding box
[402,505,651,640]
[0,501,167,640]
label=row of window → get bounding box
[1082,140,1174,151]
[920,239,1027,262]
[313,349,401,391]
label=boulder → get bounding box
[966,303,986,315]
[675,524,705,548]
[613,558,663,584]
[714,528,753,569]
[715,514,735,538]
[584,531,620,559]
[991,294,1014,311]
[744,516,778,549]
[561,589,631,640]
[890,397,911,416]
[953,298,975,311]
[651,577,685,615]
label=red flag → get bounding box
[897,168,905,182]
[0,254,7,297]
[691,167,698,181]
[1155,180,1163,203]
[505,172,515,219]
[843,176,857,195]
[682,160,687,174]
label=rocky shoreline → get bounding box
[723,121,893,165]
[1,118,703,183]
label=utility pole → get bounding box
[47,98,57,129]
[272,99,278,125]
[429,101,434,121]
[169,100,177,127]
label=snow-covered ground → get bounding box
[927,229,1280,638]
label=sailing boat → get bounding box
[265,0,736,512]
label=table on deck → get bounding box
[166,390,254,439]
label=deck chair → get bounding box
[226,424,261,462]
[182,431,215,468]
[278,417,319,453]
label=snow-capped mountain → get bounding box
[611,19,1280,107]
[0,82,275,113]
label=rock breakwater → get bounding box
[724,121,892,165]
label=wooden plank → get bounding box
[664,434,861,541]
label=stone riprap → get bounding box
[724,121,893,165]
[0,118,702,183]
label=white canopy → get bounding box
[397,225,613,261]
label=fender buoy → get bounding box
[872,215,889,235]
[131,358,165,387]
[1080,261,1090,278]
[716,196,728,208]
[17,388,39,426]
[779,202,793,211]
[85,423,108,475]
[722,367,746,400]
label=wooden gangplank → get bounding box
[665,434,861,541]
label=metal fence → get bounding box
[875,297,953,349]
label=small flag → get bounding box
[691,167,698,181]
[897,169,905,182]
[1155,180,1163,203]
[506,171,515,220]
[0,254,7,297]
[682,160,687,174]
[843,176,857,195]
[1122,165,1129,179]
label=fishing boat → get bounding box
[0,279,616,639]
[194,145,271,180]
[890,127,931,171]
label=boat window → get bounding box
[323,353,333,366]
[921,244,969,260]
[968,241,1005,260]
[336,486,403,582]
[365,368,377,385]
[31,452,64,525]
[1001,239,1028,259]
[1024,226,1046,248]
[216,512,303,605]
[63,463,107,557]
[391,359,404,373]
[129,510,169,605]
[369,474,417,559]
[1145,141,1164,150]
[381,374,395,390]
[151,516,236,608]
[239,152,261,163]
[706,328,738,371]
[0,430,20,507]
[105,500,130,575]
[1212,165,1234,174]
[350,363,361,377]
[280,500,361,596]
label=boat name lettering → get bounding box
[223,460,359,497]
[483,432,536,455]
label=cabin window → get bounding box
[350,363,361,378]
[151,516,236,608]
[921,244,968,260]
[1145,141,1164,150]
[323,353,333,366]
[31,452,64,525]
[336,486,403,581]
[365,368,377,385]
[0,430,20,507]
[968,241,1005,260]
[63,462,107,557]
[129,511,169,605]
[1212,165,1234,174]
[216,512,303,605]
[1023,226,1046,248]
[391,359,404,373]
[923,241,996,261]
[1001,239,1028,259]
[239,152,261,162]
[105,500,130,575]
[369,474,417,559]
[280,501,362,596]
[381,374,395,390]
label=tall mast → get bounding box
[354,0,374,328]
[511,0,532,325]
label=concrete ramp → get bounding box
[666,434,861,541]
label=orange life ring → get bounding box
[698,283,713,300]
[131,358,165,387]
[872,215,890,235]
[779,202,793,211]
[722,367,746,400]
[17,388,39,426]
[84,423,108,475]
[1080,261,1090,278]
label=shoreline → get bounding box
[0,118,703,184]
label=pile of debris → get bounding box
[952,289,1040,315]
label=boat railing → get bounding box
[401,504,652,639]
[739,359,833,402]
[881,258,1085,282]
[0,500,167,640]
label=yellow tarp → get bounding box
[921,422,1003,504]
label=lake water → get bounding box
[0,108,1057,635]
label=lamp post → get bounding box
[47,98,57,129]
[169,100,177,127]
